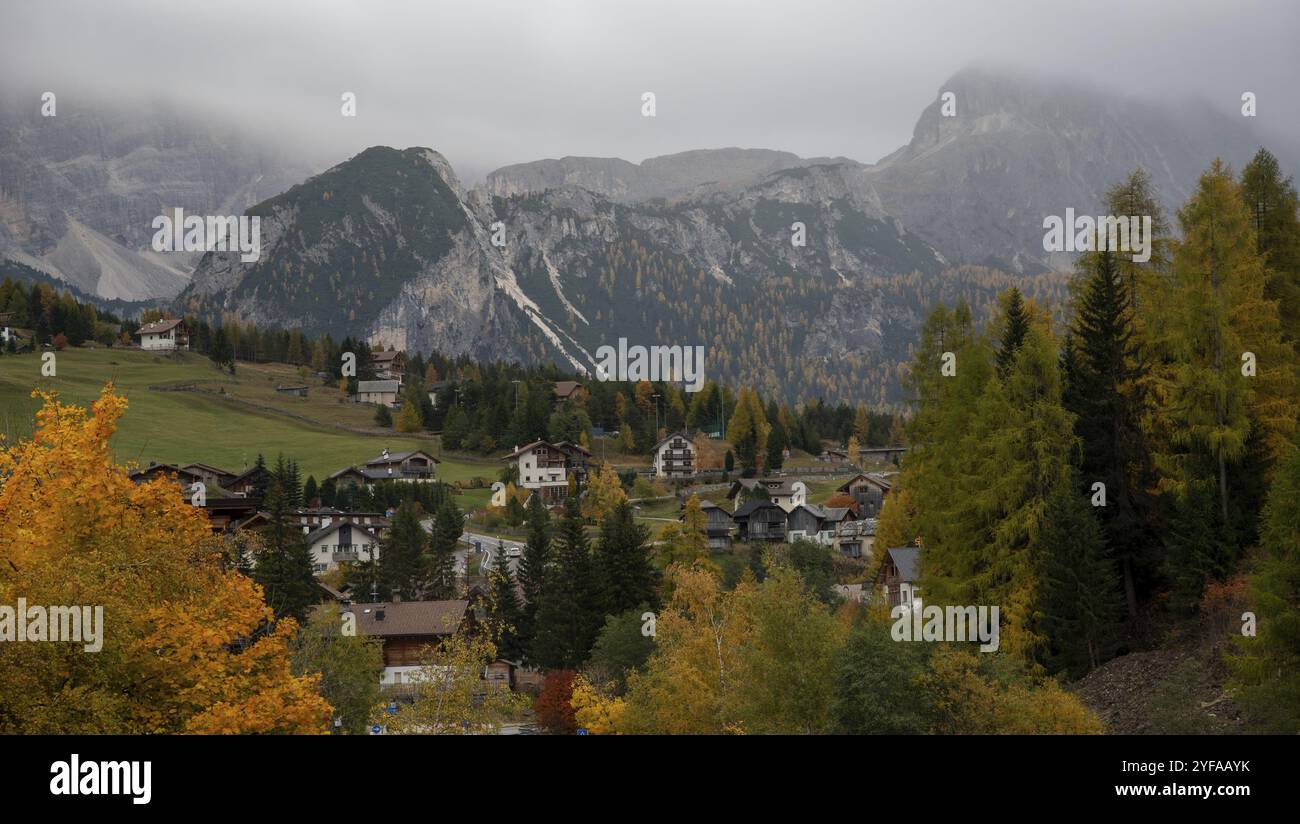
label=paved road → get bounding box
[462,530,524,575]
[422,517,523,575]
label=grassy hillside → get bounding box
[0,347,498,486]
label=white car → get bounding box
[505,545,523,558]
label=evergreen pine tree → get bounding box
[426,497,462,599]
[995,288,1030,376]
[595,501,658,616]
[251,478,318,622]
[489,540,523,661]
[531,496,602,669]
[1065,247,1156,618]
[516,494,551,657]
[1040,486,1124,677]
[1241,147,1300,344]
[378,502,430,600]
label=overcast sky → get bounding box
[3,0,1298,181]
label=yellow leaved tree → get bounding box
[0,386,332,733]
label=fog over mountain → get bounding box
[2,0,1298,402]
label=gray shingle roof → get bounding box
[887,547,920,582]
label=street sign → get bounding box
[370,725,382,735]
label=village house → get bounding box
[295,507,391,534]
[368,448,438,481]
[201,497,267,534]
[652,430,697,479]
[837,517,877,559]
[129,462,209,489]
[341,600,473,692]
[356,379,401,407]
[819,448,853,465]
[836,473,893,517]
[551,380,582,409]
[226,464,271,497]
[859,445,909,465]
[686,499,733,550]
[136,318,189,351]
[785,503,830,544]
[786,504,858,546]
[876,546,921,608]
[371,350,404,381]
[305,520,382,574]
[503,440,593,504]
[276,384,309,397]
[725,477,807,513]
[0,312,12,345]
[732,499,788,543]
[178,462,239,490]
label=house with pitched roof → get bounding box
[876,546,921,608]
[725,477,807,513]
[836,473,893,517]
[356,379,401,407]
[136,318,189,351]
[503,440,593,504]
[732,499,788,543]
[305,520,382,574]
[652,430,697,479]
[371,350,405,381]
[341,600,473,691]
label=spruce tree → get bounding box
[595,501,658,616]
[1065,247,1156,618]
[378,502,431,600]
[995,288,1030,376]
[1241,147,1300,344]
[251,478,318,622]
[489,540,523,661]
[1040,486,1124,677]
[531,496,601,669]
[516,494,551,656]
[426,497,462,599]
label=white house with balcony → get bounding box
[652,430,697,479]
[503,440,593,505]
[305,520,381,574]
[136,318,189,351]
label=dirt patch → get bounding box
[1071,646,1245,734]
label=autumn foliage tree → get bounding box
[0,386,331,733]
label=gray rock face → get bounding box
[0,102,310,300]
[485,147,845,202]
[182,146,548,368]
[860,67,1269,272]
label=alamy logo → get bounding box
[1042,209,1152,263]
[50,755,151,805]
[594,337,705,392]
[0,598,103,652]
[151,208,261,263]
[890,586,1000,652]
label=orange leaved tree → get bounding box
[0,386,331,733]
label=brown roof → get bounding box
[137,318,184,335]
[836,473,892,493]
[371,350,402,363]
[552,380,581,399]
[344,600,469,638]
